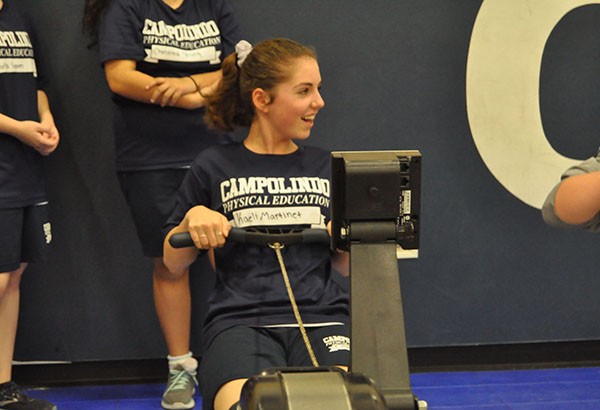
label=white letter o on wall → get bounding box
[466,0,598,209]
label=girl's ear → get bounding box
[252,88,271,113]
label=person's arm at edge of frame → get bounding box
[104,59,220,109]
[551,171,600,224]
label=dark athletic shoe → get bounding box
[0,381,57,410]
[161,367,198,409]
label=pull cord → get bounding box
[269,242,320,367]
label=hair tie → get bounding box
[236,40,252,68]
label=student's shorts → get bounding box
[117,168,188,258]
[0,203,51,272]
[199,324,350,410]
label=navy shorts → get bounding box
[0,203,52,273]
[118,169,188,257]
[199,324,350,410]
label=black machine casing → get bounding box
[331,150,421,253]
[236,367,388,410]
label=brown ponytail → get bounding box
[204,38,317,132]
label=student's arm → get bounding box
[332,251,349,277]
[146,70,223,107]
[0,113,48,146]
[541,154,600,229]
[104,59,209,109]
[0,91,58,156]
[164,205,232,273]
[553,171,600,224]
[327,221,349,276]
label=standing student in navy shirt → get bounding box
[0,1,59,409]
[164,38,350,410]
[83,1,242,408]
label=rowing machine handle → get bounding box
[169,228,330,249]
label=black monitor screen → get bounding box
[330,151,421,252]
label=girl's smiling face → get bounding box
[264,57,325,142]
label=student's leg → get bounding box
[0,262,56,410]
[155,261,196,410]
[0,205,56,409]
[0,206,27,384]
[118,170,192,356]
[0,263,26,383]
[119,169,196,408]
[214,379,248,410]
[153,258,190,356]
[201,326,288,410]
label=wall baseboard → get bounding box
[13,340,600,387]
[408,340,600,373]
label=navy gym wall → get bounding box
[14,0,600,362]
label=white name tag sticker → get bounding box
[233,206,321,227]
[0,57,37,76]
[145,45,220,63]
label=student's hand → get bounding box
[146,77,196,107]
[327,221,349,276]
[37,116,60,155]
[183,205,232,249]
[14,120,55,155]
[200,77,220,97]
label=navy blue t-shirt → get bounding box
[0,1,48,208]
[98,0,243,171]
[164,143,349,346]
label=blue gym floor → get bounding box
[24,366,600,409]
